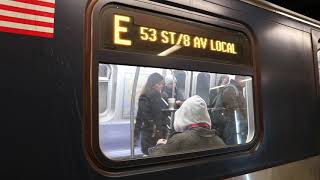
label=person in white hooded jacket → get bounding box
[151,95,225,156]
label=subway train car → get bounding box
[2,0,320,179]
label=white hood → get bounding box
[174,95,211,132]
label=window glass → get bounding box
[196,72,210,104]
[173,70,186,97]
[99,64,255,160]
[99,64,111,114]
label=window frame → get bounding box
[317,48,320,92]
[316,48,320,86]
[84,0,261,175]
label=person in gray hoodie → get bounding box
[151,95,225,156]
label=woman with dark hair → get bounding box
[134,73,167,155]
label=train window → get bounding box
[98,64,255,160]
[89,4,256,170]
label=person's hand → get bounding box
[176,100,183,106]
[157,139,167,145]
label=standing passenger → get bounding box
[162,74,185,107]
[150,95,225,156]
[212,75,248,145]
[134,73,167,155]
[162,74,186,137]
[208,75,229,136]
[209,75,229,107]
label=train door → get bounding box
[311,30,320,95]
[84,2,258,176]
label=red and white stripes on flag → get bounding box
[0,0,55,38]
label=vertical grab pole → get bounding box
[234,110,241,144]
[169,70,175,137]
[189,71,193,97]
[171,70,175,98]
[130,67,140,158]
[245,79,254,143]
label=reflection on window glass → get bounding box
[99,64,255,160]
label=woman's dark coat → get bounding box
[134,90,167,155]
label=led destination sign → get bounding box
[114,15,237,55]
[100,6,251,65]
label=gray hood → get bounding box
[174,95,211,132]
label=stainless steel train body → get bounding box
[2,0,320,179]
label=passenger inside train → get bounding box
[150,95,225,156]
[134,73,167,155]
[162,74,185,107]
[209,75,248,145]
[208,74,229,107]
[98,64,254,160]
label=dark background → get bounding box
[267,0,320,20]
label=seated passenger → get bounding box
[150,95,225,156]
[162,74,185,107]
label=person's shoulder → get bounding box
[175,130,201,142]
[139,93,151,103]
[169,132,184,139]
[168,132,190,143]
[139,93,147,99]
[191,127,214,136]
[222,84,238,96]
[193,128,226,146]
[202,128,226,146]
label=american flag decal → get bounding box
[0,0,55,38]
